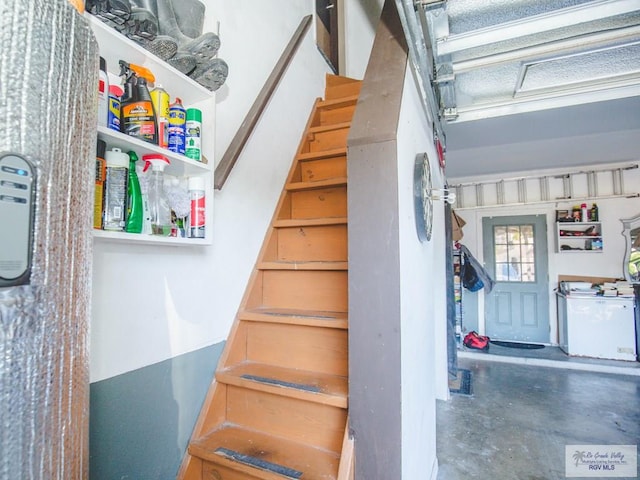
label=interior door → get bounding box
[315,0,339,73]
[482,215,549,343]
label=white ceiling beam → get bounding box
[437,0,640,56]
[449,81,640,123]
[452,25,640,73]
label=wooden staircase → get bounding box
[179,75,362,480]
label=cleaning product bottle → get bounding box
[98,57,109,127]
[119,60,157,144]
[142,153,171,236]
[94,139,107,229]
[185,108,202,161]
[151,84,170,149]
[581,203,588,222]
[591,203,599,222]
[168,97,186,154]
[103,148,129,231]
[125,151,144,233]
[188,176,205,238]
[108,84,123,132]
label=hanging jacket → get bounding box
[460,244,495,294]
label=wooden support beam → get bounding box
[214,15,313,190]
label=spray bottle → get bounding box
[168,97,186,154]
[119,60,157,144]
[142,153,171,236]
[188,176,205,238]
[125,151,144,233]
[151,84,170,149]
[98,57,109,128]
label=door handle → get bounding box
[326,3,335,9]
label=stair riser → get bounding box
[316,104,356,127]
[241,322,348,376]
[260,270,348,311]
[279,187,347,220]
[203,461,262,480]
[266,224,347,262]
[324,82,362,101]
[225,386,347,453]
[297,155,347,183]
[307,127,350,153]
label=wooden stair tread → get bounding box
[286,177,347,191]
[297,147,347,162]
[191,425,340,480]
[316,94,359,110]
[273,217,348,228]
[258,261,347,271]
[239,308,348,329]
[307,121,351,134]
[217,362,348,408]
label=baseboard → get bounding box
[459,350,640,376]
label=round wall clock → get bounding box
[413,152,433,242]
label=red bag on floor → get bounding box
[463,331,490,351]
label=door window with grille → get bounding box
[493,224,535,282]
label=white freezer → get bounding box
[557,293,637,361]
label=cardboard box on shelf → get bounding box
[452,210,466,242]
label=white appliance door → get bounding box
[568,298,636,361]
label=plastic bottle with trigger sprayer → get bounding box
[119,60,157,144]
[125,151,143,233]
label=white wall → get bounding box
[91,1,330,382]
[397,64,446,480]
[450,161,640,344]
[343,0,384,79]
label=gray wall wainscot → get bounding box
[89,342,224,479]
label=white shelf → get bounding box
[556,221,603,253]
[559,235,602,239]
[97,126,211,177]
[89,13,215,248]
[87,13,214,106]
[557,221,600,226]
[93,230,211,246]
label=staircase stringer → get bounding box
[337,417,355,480]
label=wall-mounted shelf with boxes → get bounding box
[88,13,214,246]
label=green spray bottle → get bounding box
[125,151,144,233]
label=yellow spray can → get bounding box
[150,85,170,149]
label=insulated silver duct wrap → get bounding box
[0,1,97,478]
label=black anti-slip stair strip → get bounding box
[241,374,321,393]
[215,447,303,479]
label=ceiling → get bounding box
[408,0,640,178]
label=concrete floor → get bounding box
[437,358,640,480]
